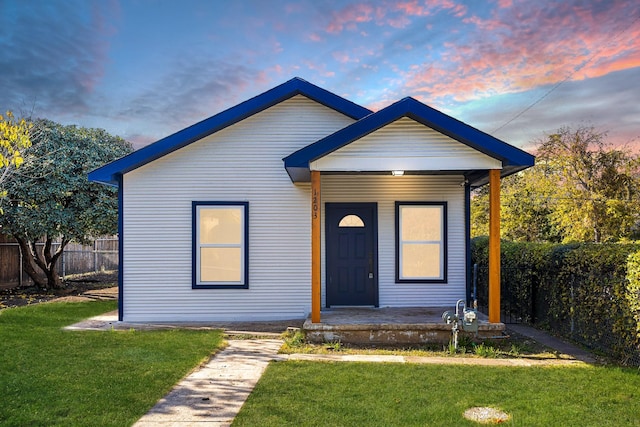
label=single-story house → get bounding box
[89,77,534,323]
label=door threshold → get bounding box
[325,306,376,309]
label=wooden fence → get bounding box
[0,235,118,287]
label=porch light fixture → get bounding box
[391,170,405,176]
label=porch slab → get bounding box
[303,307,505,345]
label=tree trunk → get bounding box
[15,236,47,288]
[14,235,68,289]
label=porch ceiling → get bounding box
[285,168,529,189]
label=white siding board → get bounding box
[321,175,466,308]
[122,96,352,322]
[311,117,502,171]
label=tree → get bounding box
[472,126,640,243]
[471,165,562,242]
[0,111,32,204]
[0,119,133,288]
[539,126,640,242]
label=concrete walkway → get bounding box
[133,339,283,427]
[507,324,597,364]
[281,352,589,366]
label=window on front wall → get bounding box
[395,202,447,283]
[193,202,248,288]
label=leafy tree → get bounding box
[538,126,640,242]
[0,111,32,203]
[470,186,490,238]
[471,166,562,242]
[472,126,640,243]
[0,119,132,288]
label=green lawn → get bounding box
[0,301,224,427]
[234,361,640,427]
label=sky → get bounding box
[1,0,639,152]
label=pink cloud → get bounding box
[361,63,379,72]
[322,0,469,36]
[365,98,394,112]
[326,3,375,34]
[255,71,269,85]
[394,0,467,18]
[332,51,352,64]
[308,33,322,42]
[584,55,640,81]
[304,60,336,78]
[461,15,508,32]
[269,64,284,74]
[403,0,640,103]
[272,40,283,54]
[387,15,411,28]
[395,0,430,16]
[424,0,467,17]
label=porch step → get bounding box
[303,307,505,345]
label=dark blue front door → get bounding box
[326,203,378,307]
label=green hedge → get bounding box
[471,238,640,365]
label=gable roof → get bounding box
[89,77,373,186]
[283,97,535,186]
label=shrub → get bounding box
[627,251,640,342]
[471,238,640,365]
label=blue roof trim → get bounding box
[283,97,535,183]
[89,77,372,185]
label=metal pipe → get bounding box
[456,299,465,316]
[473,263,478,310]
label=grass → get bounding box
[0,301,224,427]
[234,361,640,426]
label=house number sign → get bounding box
[312,188,320,220]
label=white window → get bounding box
[338,214,365,227]
[396,202,447,282]
[193,202,248,288]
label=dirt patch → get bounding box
[49,295,97,303]
[0,271,118,310]
[209,320,306,334]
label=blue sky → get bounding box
[1,0,639,150]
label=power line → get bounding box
[492,12,640,135]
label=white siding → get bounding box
[122,95,355,322]
[311,117,502,172]
[321,175,467,308]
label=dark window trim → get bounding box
[192,201,249,289]
[395,201,448,283]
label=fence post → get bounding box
[530,279,537,324]
[570,281,575,336]
[19,244,23,287]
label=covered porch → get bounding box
[283,97,534,343]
